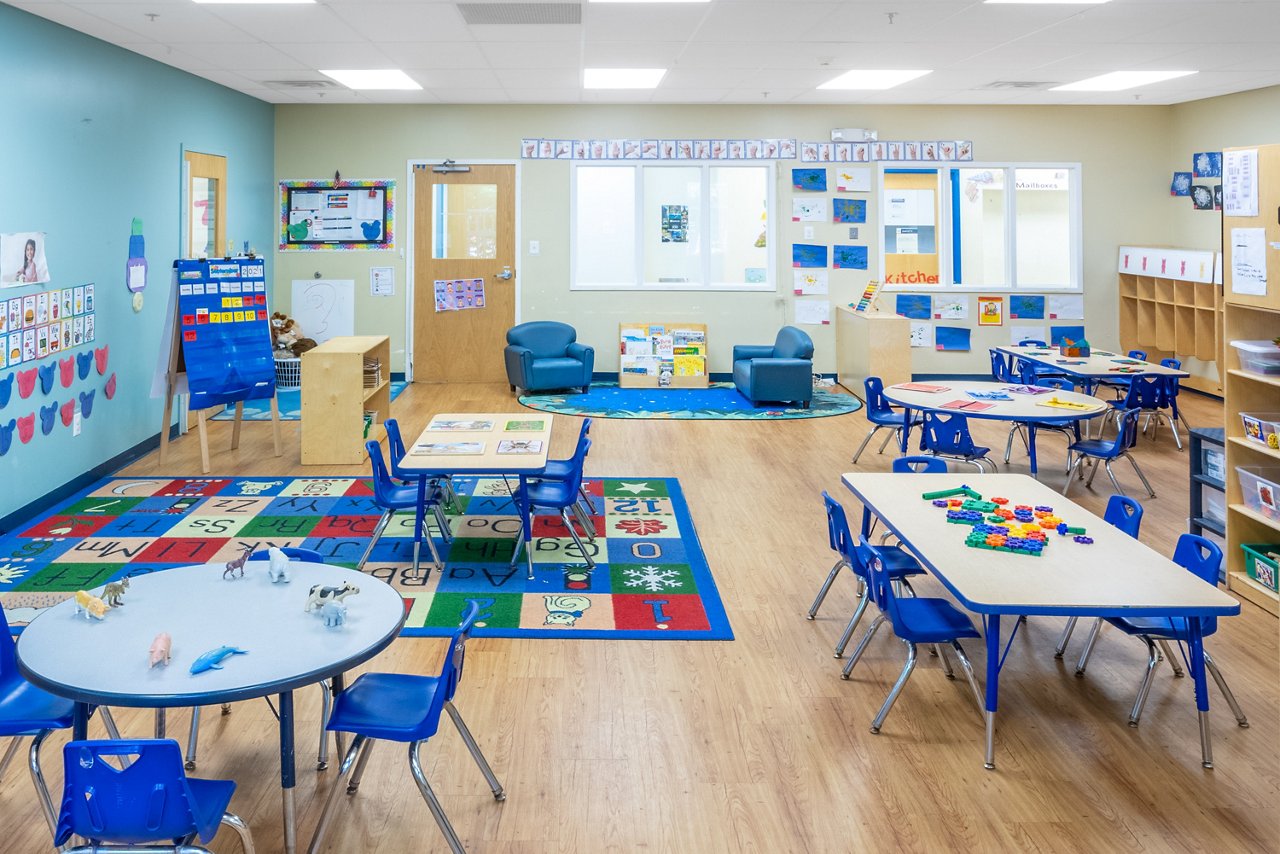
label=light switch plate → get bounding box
[803,226,814,239]
[529,240,541,255]
[73,411,82,436]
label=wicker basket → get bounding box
[274,356,302,391]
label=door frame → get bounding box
[404,158,522,382]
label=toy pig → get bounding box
[320,601,347,628]
[266,546,290,583]
[149,632,172,668]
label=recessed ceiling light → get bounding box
[192,1,315,5]
[584,68,667,89]
[1052,70,1196,91]
[320,69,422,90]
[818,69,932,90]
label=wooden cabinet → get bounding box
[1221,144,1280,617]
[300,335,391,466]
[836,307,911,396]
[1117,246,1222,394]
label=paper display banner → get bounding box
[895,294,932,320]
[793,270,829,295]
[1008,294,1045,320]
[832,245,868,270]
[832,199,866,224]
[835,167,872,193]
[801,141,974,163]
[1011,325,1048,346]
[522,138,797,160]
[792,198,827,222]
[1049,325,1086,347]
[792,244,828,268]
[909,322,934,348]
[932,297,968,320]
[792,169,827,191]
[0,232,51,287]
[935,326,971,351]
[794,300,831,325]
[433,278,488,312]
[977,296,1003,326]
[1047,295,1084,319]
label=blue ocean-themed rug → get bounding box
[519,381,861,420]
[0,475,731,641]
[210,381,407,421]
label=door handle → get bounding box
[495,266,513,281]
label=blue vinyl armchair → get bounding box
[732,326,815,408]
[504,321,594,394]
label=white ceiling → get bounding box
[10,0,1280,106]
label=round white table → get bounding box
[882,380,1108,476]
[17,562,406,854]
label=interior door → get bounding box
[184,150,226,259]
[413,163,516,383]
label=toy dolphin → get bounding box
[189,645,248,675]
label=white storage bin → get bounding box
[1230,340,1280,376]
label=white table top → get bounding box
[841,473,1240,617]
[882,380,1107,423]
[995,345,1191,379]
[399,411,553,474]
[17,563,405,707]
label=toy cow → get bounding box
[320,601,347,628]
[305,581,359,613]
[101,578,129,607]
[73,590,109,621]
[149,632,172,668]
[266,547,291,584]
[224,544,252,580]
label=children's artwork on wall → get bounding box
[832,199,866,223]
[909,322,933,348]
[1191,185,1215,210]
[832,245,868,270]
[977,296,1003,326]
[744,267,767,284]
[1170,172,1192,196]
[935,326,971,351]
[895,294,932,320]
[1050,325,1085,347]
[794,300,830,325]
[793,270,828,295]
[791,198,827,222]
[1046,295,1084,320]
[1011,325,1048,346]
[126,218,148,294]
[835,167,872,192]
[932,297,968,320]
[791,244,828,268]
[1214,184,1223,211]
[0,232,51,287]
[792,169,827,191]
[1193,152,1222,178]
[1008,295,1045,320]
[433,278,487,312]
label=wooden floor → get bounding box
[5,382,1278,853]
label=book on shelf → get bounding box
[429,419,494,432]
[497,439,544,454]
[362,356,383,388]
[412,441,486,455]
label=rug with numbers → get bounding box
[0,476,732,641]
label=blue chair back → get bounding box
[863,376,897,423]
[366,440,403,508]
[385,417,407,464]
[1018,339,1047,347]
[821,491,856,564]
[1103,495,1143,539]
[506,321,576,357]
[436,601,482,710]
[858,539,909,630]
[1173,534,1223,634]
[1107,408,1142,454]
[773,326,814,360]
[892,456,947,473]
[989,349,1011,382]
[922,412,982,458]
[1011,357,1038,385]
[1121,376,1170,411]
[247,547,323,563]
[55,740,222,846]
[1160,358,1181,371]
[1036,377,1074,392]
[1128,350,1148,361]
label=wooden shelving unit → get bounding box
[1117,245,1222,395]
[836,306,910,394]
[618,322,708,389]
[1221,143,1280,617]
[300,335,392,466]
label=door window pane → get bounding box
[432,183,497,259]
[643,167,701,284]
[575,166,636,286]
[709,167,768,285]
[954,168,1006,287]
[1015,168,1072,287]
[190,177,217,259]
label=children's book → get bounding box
[1004,385,1051,395]
[894,382,949,393]
[497,439,544,455]
[428,419,494,432]
[966,390,1012,401]
[412,441,486,455]
[939,399,995,412]
[504,419,545,431]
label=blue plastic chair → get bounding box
[841,539,985,733]
[852,377,921,463]
[0,604,121,841]
[510,436,594,579]
[529,418,596,540]
[1052,495,1143,659]
[307,602,504,854]
[54,739,254,853]
[1102,375,1182,447]
[1073,535,1249,730]
[1003,377,1080,473]
[892,456,947,474]
[989,349,1013,382]
[921,411,996,472]
[361,439,446,575]
[1156,358,1190,442]
[1096,350,1149,397]
[1017,339,1047,347]
[385,418,459,519]
[1065,408,1155,498]
[807,492,926,660]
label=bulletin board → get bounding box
[279,179,395,250]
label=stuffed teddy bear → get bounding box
[270,311,318,357]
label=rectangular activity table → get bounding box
[995,344,1189,394]
[841,472,1240,769]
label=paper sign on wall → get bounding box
[794,270,828,295]
[795,300,831,325]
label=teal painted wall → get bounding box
[0,6,275,523]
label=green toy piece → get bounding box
[961,499,998,513]
[922,487,967,501]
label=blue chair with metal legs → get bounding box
[1003,377,1082,474]
[0,604,123,843]
[1151,358,1190,445]
[54,739,254,854]
[851,377,920,463]
[509,436,594,580]
[1073,534,1249,731]
[892,456,947,474]
[807,492,926,660]
[307,602,505,854]
[921,411,996,472]
[1095,350,1148,397]
[1052,495,1143,659]
[385,418,456,540]
[1101,375,1181,447]
[362,439,447,576]
[1065,408,1155,498]
[1017,339,1047,347]
[528,418,596,542]
[841,539,985,733]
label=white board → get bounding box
[290,279,354,343]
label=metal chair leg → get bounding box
[1128,637,1161,726]
[1204,652,1250,727]
[877,429,896,454]
[570,499,597,543]
[346,738,376,793]
[841,614,885,679]
[870,641,918,734]
[1074,618,1103,675]
[185,706,202,770]
[1102,461,1126,497]
[220,811,257,854]
[1122,452,1156,498]
[1166,414,1183,450]
[851,425,882,464]
[951,641,986,720]
[317,682,332,770]
[27,728,57,842]
[445,702,506,800]
[357,509,394,569]
[1156,639,1184,677]
[1062,455,1085,496]
[807,558,848,620]
[834,582,870,659]
[1054,616,1079,658]
[409,740,468,854]
[306,735,368,854]
[935,644,954,678]
[432,503,454,545]
[559,509,596,569]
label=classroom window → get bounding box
[881,163,1081,291]
[572,163,774,290]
